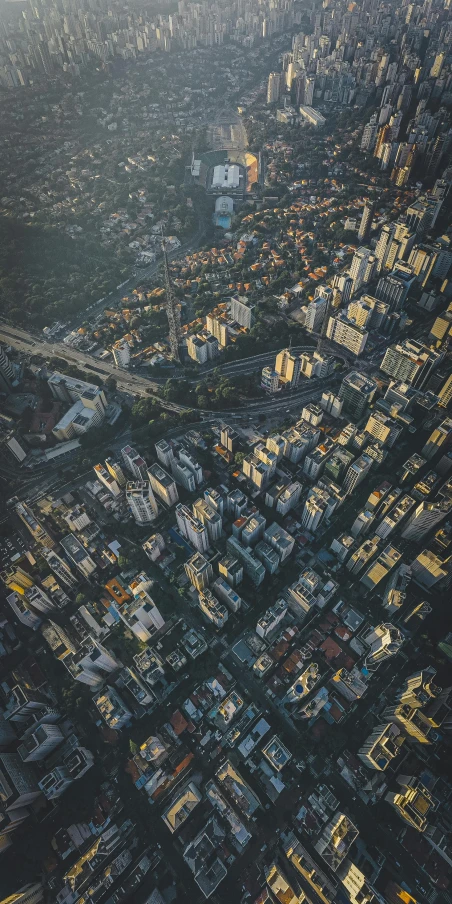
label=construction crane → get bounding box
[161,228,182,363]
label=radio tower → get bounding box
[161,229,182,362]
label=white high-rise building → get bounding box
[126,481,158,524]
[121,445,148,480]
[326,314,368,355]
[363,623,403,666]
[349,247,377,293]
[176,505,209,553]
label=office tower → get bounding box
[364,412,401,447]
[326,314,368,355]
[155,439,175,468]
[375,266,414,311]
[358,722,405,771]
[275,348,301,387]
[380,340,440,388]
[301,495,327,533]
[0,883,44,904]
[358,202,374,242]
[105,458,127,488]
[60,535,96,578]
[229,295,254,329]
[176,505,209,553]
[376,496,415,539]
[185,553,213,591]
[94,686,132,730]
[343,454,374,495]
[421,418,452,460]
[438,374,452,407]
[339,372,376,420]
[383,562,411,614]
[171,457,196,492]
[147,463,179,506]
[126,481,158,524]
[6,592,42,631]
[383,667,452,742]
[385,776,435,832]
[401,500,452,542]
[24,585,55,614]
[15,502,55,549]
[17,724,64,763]
[121,445,148,480]
[41,549,78,590]
[38,745,94,801]
[193,498,222,542]
[255,540,279,574]
[363,623,403,665]
[361,544,402,591]
[315,814,359,872]
[267,71,282,104]
[93,464,122,497]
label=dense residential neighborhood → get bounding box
[1,0,452,901]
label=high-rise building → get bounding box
[305,296,328,334]
[93,464,121,497]
[438,373,452,407]
[349,247,376,293]
[401,500,452,542]
[147,463,179,506]
[105,458,127,488]
[155,439,175,469]
[385,776,435,832]
[343,454,373,495]
[185,553,213,591]
[226,536,265,585]
[361,544,402,591]
[421,418,452,460]
[126,481,158,524]
[363,623,403,665]
[326,314,368,356]
[274,348,301,387]
[60,534,96,578]
[176,504,209,553]
[267,71,282,104]
[121,445,148,480]
[358,202,374,243]
[229,295,254,329]
[41,549,78,590]
[358,722,405,771]
[192,498,222,542]
[0,883,44,904]
[380,340,440,388]
[15,502,55,549]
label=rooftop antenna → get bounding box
[161,226,182,363]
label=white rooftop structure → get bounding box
[212,163,240,189]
